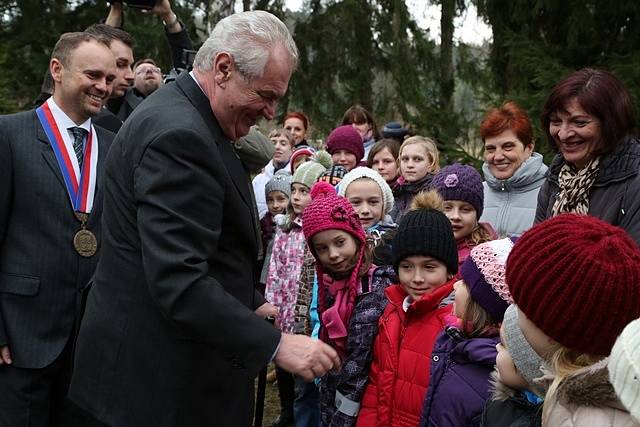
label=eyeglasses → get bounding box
[135,66,161,75]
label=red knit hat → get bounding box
[506,214,640,356]
[326,125,365,161]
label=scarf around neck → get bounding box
[552,156,600,216]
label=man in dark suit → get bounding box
[0,32,116,426]
[69,11,339,427]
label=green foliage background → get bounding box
[2,0,639,166]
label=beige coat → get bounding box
[543,360,639,427]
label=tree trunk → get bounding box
[440,0,455,113]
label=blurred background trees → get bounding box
[1,0,639,164]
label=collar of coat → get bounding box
[385,277,455,316]
[553,358,627,410]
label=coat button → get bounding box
[433,355,439,362]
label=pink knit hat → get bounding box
[302,181,368,359]
[302,181,366,247]
[460,237,515,322]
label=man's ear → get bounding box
[213,52,233,87]
[50,58,63,84]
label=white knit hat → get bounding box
[609,318,640,422]
[337,167,395,216]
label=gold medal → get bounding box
[73,228,97,257]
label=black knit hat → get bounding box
[392,208,458,274]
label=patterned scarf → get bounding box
[552,156,600,216]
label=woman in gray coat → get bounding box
[480,101,548,237]
[536,68,640,245]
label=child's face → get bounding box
[372,147,399,182]
[291,183,311,215]
[496,323,530,390]
[345,178,384,230]
[400,144,432,182]
[452,280,469,318]
[266,191,289,216]
[443,200,477,241]
[398,255,449,301]
[331,149,358,171]
[270,135,293,165]
[312,230,359,275]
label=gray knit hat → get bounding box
[609,318,640,422]
[338,167,395,216]
[291,150,332,189]
[502,304,547,396]
[265,170,292,199]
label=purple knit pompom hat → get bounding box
[431,163,484,217]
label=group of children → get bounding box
[256,125,640,427]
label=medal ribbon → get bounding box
[36,102,97,213]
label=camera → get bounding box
[108,0,158,10]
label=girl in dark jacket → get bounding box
[420,238,516,426]
[391,136,441,223]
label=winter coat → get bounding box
[420,327,500,427]
[536,136,640,245]
[265,217,306,333]
[391,174,435,223]
[321,265,397,427]
[543,359,638,427]
[357,279,456,427]
[481,153,548,238]
[481,370,542,427]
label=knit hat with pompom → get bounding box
[392,190,458,274]
[292,150,332,189]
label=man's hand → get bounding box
[255,302,278,319]
[145,0,182,32]
[274,334,340,382]
[0,345,12,365]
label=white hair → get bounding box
[194,11,298,80]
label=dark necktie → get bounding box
[69,127,88,170]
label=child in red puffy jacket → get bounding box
[357,192,459,426]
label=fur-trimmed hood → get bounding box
[544,358,637,427]
[555,358,625,410]
[490,368,518,402]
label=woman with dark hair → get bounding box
[480,101,548,237]
[367,138,401,188]
[283,111,311,148]
[342,104,380,161]
[537,68,640,243]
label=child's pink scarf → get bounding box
[320,265,376,359]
